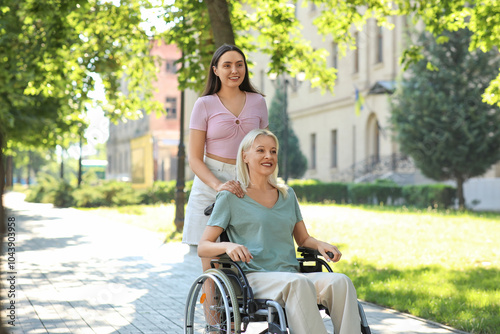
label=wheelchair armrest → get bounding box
[297,247,334,273]
[297,246,334,260]
[297,246,320,256]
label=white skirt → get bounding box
[182,157,237,245]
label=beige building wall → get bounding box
[246,6,408,182]
[183,3,499,190]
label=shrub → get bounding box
[140,180,177,204]
[289,179,348,203]
[402,184,456,208]
[25,173,74,207]
[52,181,75,208]
[73,185,106,207]
[100,181,140,206]
[74,181,140,207]
[348,181,403,205]
[25,173,54,203]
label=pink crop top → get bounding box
[189,92,269,160]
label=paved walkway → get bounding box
[1,192,468,334]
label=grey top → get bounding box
[207,187,303,273]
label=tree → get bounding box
[268,86,307,181]
[0,1,162,331]
[390,28,500,208]
[163,0,500,105]
[162,0,337,93]
[395,0,500,107]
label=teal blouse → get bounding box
[207,187,303,273]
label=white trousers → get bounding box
[182,157,237,245]
[246,271,360,334]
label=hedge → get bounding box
[289,179,348,203]
[290,179,455,208]
[348,182,403,205]
[402,184,456,209]
[26,176,455,209]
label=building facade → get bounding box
[247,11,413,183]
[107,42,181,188]
[182,3,499,210]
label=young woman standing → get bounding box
[182,44,268,270]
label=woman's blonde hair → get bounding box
[236,129,288,198]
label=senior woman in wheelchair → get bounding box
[198,129,360,334]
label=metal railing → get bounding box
[332,153,416,183]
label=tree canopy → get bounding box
[162,0,500,106]
[2,0,499,150]
[390,28,500,208]
[0,0,162,152]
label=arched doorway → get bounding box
[365,113,380,171]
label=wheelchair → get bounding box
[184,242,371,333]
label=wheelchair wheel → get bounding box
[185,270,241,333]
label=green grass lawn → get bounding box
[83,203,500,333]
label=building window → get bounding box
[165,97,177,119]
[310,133,317,170]
[332,42,338,69]
[331,130,337,168]
[376,25,383,63]
[118,152,122,173]
[166,60,177,74]
[354,32,359,73]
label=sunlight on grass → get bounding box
[299,204,499,333]
[301,204,499,269]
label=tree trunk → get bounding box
[27,150,32,185]
[456,174,465,209]
[0,130,5,235]
[5,155,13,189]
[0,129,8,334]
[174,88,186,232]
[78,134,83,187]
[205,0,235,47]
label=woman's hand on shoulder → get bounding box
[217,180,244,198]
[225,242,253,263]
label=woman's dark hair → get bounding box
[202,44,262,96]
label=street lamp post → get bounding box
[270,73,305,184]
[174,88,185,232]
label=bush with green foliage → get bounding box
[402,184,456,209]
[289,179,455,208]
[348,180,402,205]
[27,176,194,208]
[52,181,75,207]
[26,174,455,210]
[73,185,106,208]
[25,173,74,207]
[140,180,177,204]
[72,181,140,207]
[101,181,141,206]
[289,179,348,203]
